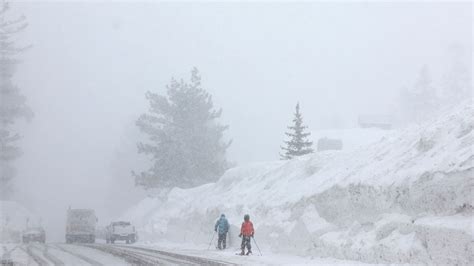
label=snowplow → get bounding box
[65,208,97,243]
[105,221,137,244]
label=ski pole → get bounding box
[207,231,216,250]
[252,236,262,256]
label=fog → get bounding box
[7,1,472,242]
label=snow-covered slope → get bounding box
[124,102,473,265]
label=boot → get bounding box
[240,250,245,255]
[246,250,252,255]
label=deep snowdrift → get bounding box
[125,102,473,265]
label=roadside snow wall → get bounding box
[125,102,473,265]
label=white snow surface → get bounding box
[137,241,369,265]
[124,102,473,265]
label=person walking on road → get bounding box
[214,214,229,250]
[239,214,254,255]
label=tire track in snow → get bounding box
[1,245,19,265]
[20,244,50,266]
[8,245,38,266]
[1,245,18,259]
[117,245,236,265]
[31,244,65,266]
[53,244,103,266]
[86,244,236,266]
[83,244,185,265]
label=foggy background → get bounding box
[8,1,472,241]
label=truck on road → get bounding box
[105,221,137,244]
[65,208,97,243]
[22,227,46,244]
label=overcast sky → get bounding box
[9,1,472,240]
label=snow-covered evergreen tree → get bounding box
[134,67,231,190]
[280,103,313,160]
[413,65,438,122]
[442,45,472,106]
[399,65,438,125]
[0,1,32,200]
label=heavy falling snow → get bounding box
[0,1,473,265]
[124,102,473,265]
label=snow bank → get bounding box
[125,102,473,265]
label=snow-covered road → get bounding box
[132,242,369,265]
[1,243,236,265]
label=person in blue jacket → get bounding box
[214,214,229,249]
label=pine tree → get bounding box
[0,1,32,199]
[280,103,314,160]
[442,45,472,106]
[399,65,439,124]
[414,65,438,121]
[133,67,231,190]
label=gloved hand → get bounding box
[251,233,254,238]
[214,229,217,232]
[238,233,242,238]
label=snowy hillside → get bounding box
[124,102,473,265]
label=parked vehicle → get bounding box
[0,258,13,266]
[22,227,46,244]
[106,221,137,244]
[65,208,97,243]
